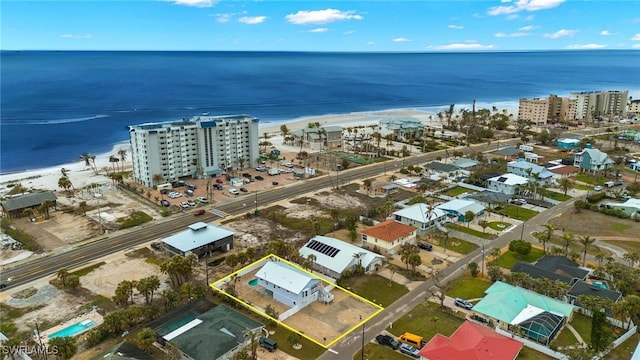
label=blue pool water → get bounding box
[248,278,258,287]
[49,320,95,339]
[592,281,608,289]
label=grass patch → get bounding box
[494,247,545,269]
[494,204,538,221]
[446,276,492,300]
[387,302,465,340]
[355,343,408,360]
[443,186,477,197]
[605,332,639,360]
[487,221,511,231]
[445,223,493,240]
[117,211,153,230]
[517,347,557,360]
[341,274,409,307]
[436,237,479,255]
[572,183,591,190]
[603,240,640,254]
[542,189,572,201]
[576,174,607,186]
[70,261,106,277]
[609,223,631,233]
[570,313,592,345]
[267,326,325,360]
[551,325,579,348]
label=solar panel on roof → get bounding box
[305,239,341,258]
[497,177,507,183]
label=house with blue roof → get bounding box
[436,199,485,222]
[472,281,575,346]
[393,203,449,235]
[507,159,556,185]
[573,145,614,173]
[379,116,424,140]
[161,222,234,258]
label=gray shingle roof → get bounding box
[495,147,521,156]
[1,192,57,212]
[424,161,459,173]
[568,281,622,302]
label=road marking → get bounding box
[328,349,339,354]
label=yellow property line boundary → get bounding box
[210,253,384,348]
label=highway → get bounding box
[0,126,601,291]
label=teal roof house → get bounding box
[472,281,574,346]
[573,145,614,173]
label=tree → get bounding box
[540,223,555,254]
[57,268,69,287]
[136,327,156,353]
[464,210,475,228]
[509,240,531,258]
[118,148,128,172]
[561,232,574,256]
[591,309,613,353]
[579,235,596,266]
[362,178,372,195]
[487,263,503,282]
[58,176,73,193]
[67,275,80,289]
[623,252,640,268]
[40,199,53,219]
[400,244,419,270]
[478,220,489,233]
[467,262,480,277]
[558,177,574,195]
[152,174,164,186]
[48,336,77,360]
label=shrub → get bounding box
[118,211,153,230]
[587,192,606,203]
[508,240,531,257]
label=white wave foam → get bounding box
[19,114,109,125]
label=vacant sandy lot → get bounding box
[81,257,170,300]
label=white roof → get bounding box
[488,173,529,186]
[436,199,485,215]
[255,261,318,294]
[558,138,580,143]
[511,304,546,325]
[162,222,234,253]
[299,235,383,275]
[393,203,448,223]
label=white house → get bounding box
[435,199,485,222]
[507,159,556,185]
[393,203,449,235]
[602,198,640,217]
[487,173,529,196]
[255,261,321,308]
[298,236,384,279]
[162,222,234,258]
[360,220,417,255]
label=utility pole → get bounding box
[34,319,48,360]
[360,315,365,360]
[520,221,525,240]
[481,244,485,278]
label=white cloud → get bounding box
[566,43,607,49]
[285,9,363,25]
[507,14,519,20]
[448,24,464,30]
[488,0,564,16]
[600,30,611,36]
[238,16,266,24]
[633,43,640,48]
[631,33,640,41]
[501,0,512,3]
[171,0,217,8]
[367,41,376,45]
[543,29,578,39]
[344,30,355,35]
[519,25,536,31]
[434,43,495,50]
[309,28,328,33]
[59,34,92,39]
[495,32,530,37]
[393,37,411,43]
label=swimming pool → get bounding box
[248,278,258,287]
[592,281,608,289]
[49,320,95,339]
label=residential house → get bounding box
[290,125,343,151]
[466,190,511,208]
[556,138,581,150]
[369,181,399,197]
[424,161,463,180]
[298,236,384,279]
[360,220,417,255]
[494,147,521,160]
[507,159,556,185]
[435,199,485,222]
[573,145,614,173]
[393,203,449,235]
[255,260,321,308]
[0,191,57,219]
[379,116,424,140]
[161,222,234,258]
[418,321,523,360]
[451,157,479,170]
[602,198,640,217]
[487,174,529,196]
[548,165,580,178]
[471,281,575,346]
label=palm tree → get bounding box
[109,155,119,172]
[136,327,156,353]
[540,223,555,254]
[57,268,69,287]
[362,179,372,195]
[579,235,596,266]
[77,201,89,216]
[558,177,574,195]
[40,199,53,219]
[48,336,77,359]
[118,148,128,172]
[80,152,92,169]
[58,176,73,193]
[561,232,574,256]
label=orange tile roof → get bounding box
[360,220,416,242]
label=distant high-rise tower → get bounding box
[571,90,628,121]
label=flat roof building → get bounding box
[161,222,234,258]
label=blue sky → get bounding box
[2,0,640,51]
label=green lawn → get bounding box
[494,205,538,221]
[570,313,592,345]
[517,347,557,360]
[387,302,465,341]
[70,262,106,277]
[355,343,408,360]
[572,183,591,190]
[494,247,545,269]
[446,276,492,300]
[604,240,640,253]
[341,274,409,307]
[433,236,479,255]
[542,189,572,201]
[443,186,477,197]
[446,223,494,240]
[609,223,632,233]
[267,326,326,360]
[605,333,639,360]
[487,221,512,231]
[576,173,607,186]
[551,325,579,348]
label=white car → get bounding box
[187,200,196,207]
[284,168,293,173]
[197,197,208,203]
[594,185,603,191]
[180,201,190,208]
[229,188,239,195]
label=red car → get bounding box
[194,209,206,216]
[215,178,224,184]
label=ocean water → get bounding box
[1,50,639,173]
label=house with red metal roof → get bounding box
[360,220,417,255]
[418,321,523,360]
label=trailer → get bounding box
[157,183,173,191]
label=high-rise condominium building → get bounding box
[571,90,628,121]
[129,114,259,187]
[629,99,640,116]
[518,94,576,125]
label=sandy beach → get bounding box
[0,108,438,193]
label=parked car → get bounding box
[255,175,264,181]
[594,185,603,191]
[150,242,163,251]
[399,344,420,358]
[160,200,170,207]
[229,188,240,195]
[259,337,277,352]
[284,168,294,173]
[0,282,7,289]
[418,242,433,251]
[256,166,267,172]
[215,178,224,184]
[187,200,196,207]
[194,209,206,216]
[180,202,190,208]
[272,181,279,186]
[213,184,223,190]
[375,334,400,350]
[454,298,474,310]
[242,173,252,178]
[197,197,208,203]
[240,187,248,193]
